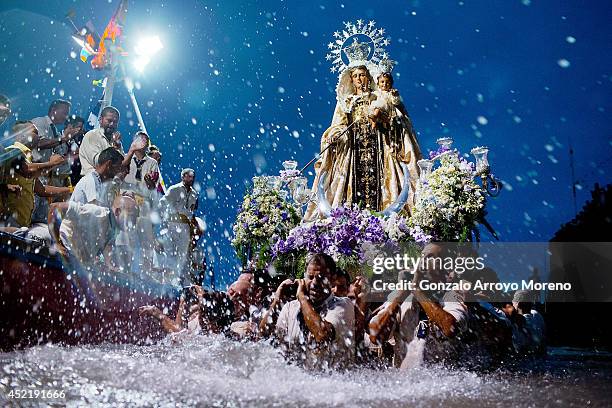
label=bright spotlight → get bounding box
[133,56,151,73]
[134,35,163,57]
[132,35,163,72]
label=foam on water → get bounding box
[1,336,611,407]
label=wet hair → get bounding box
[100,106,120,119]
[66,115,85,127]
[48,99,71,114]
[333,268,351,285]
[134,131,150,146]
[181,168,195,177]
[148,144,162,160]
[306,253,336,277]
[426,241,458,259]
[97,146,124,166]
[378,72,394,87]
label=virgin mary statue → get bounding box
[304,33,422,221]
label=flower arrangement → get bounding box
[273,204,421,277]
[232,177,301,268]
[410,149,486,241]
[236,143,492,276]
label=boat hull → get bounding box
[0,233,178,351]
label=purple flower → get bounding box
[428,145,451,159]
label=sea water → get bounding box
[1,336,610,407]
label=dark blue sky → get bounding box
[1,0,610,286]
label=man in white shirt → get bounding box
[161,168,199,220]
[159,168,200,285]
[122,131,160,274]
[369,243,512,369]
[71,147,124,207]
[260,254,355,370]
[52,194,138,268]
[123,131,159,199]
[31,100,76,187]
[78,106,144,176]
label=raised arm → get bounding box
[368,290,406,344]
[34,179,71,198]
[138,304,183,333]
[19,154,65,178]
[296,279,335,343]
[121,134,148,168]
[412,289,458,338]
[38,129,74,150]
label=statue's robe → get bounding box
[304,93,422,221]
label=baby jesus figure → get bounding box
[369,72,410,128]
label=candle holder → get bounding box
[470,146,502,197]
[291,177,308,201]
[470,146,490,174]
[417,159,433,183]
[266,175,282,191]
[436,136,454,149]
[282,160,298,171]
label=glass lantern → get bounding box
[266,175,282,190]
[252,176,265,195]
[470,146,490,173]
[282,160,298,171]
[291,176,310,205]
[436,137,454,149]
[417,159,433,183]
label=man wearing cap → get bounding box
[160,168,200,284]
[0,121,69,229]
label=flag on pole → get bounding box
[91,0,128,70]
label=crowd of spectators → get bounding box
[0,100,202,285]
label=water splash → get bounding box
[400,338,426,370]
[1,338,611,407]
